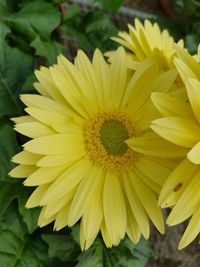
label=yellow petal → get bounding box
[151,92,194,118]
[26,184,50,208]
[38,206,56,227]
[82,168,104,241]
[54,204,70,231]
[68,165,103,226]
[135,156,173,186]
[127,131,188,158]
[159,159,199,207]
[151,117,200,148]
[167,170,200,225]
[185,78,200,124]
[35,67,66,105]
[12,151,42,165]
[109,47,127,108]
[9,165,38,178]
[122,58,158,112]
[40,158,92,205]
[130,171,164,234]
[37,154,83,167]
[15,122,56,138]
[178,206,200,249]
[20,94,71,116]
[24,164,67,186]
[44,189,75,218]
[23,133,84,155]
[123,172,149,239]
[101,221,113,248]
[187,141,200,164]
[103,173,126,244]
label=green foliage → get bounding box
[42,226,152,267]
[62,4,118,52]
[174,0,200,53]
[91,0,125,13]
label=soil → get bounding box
[147,216,200,267]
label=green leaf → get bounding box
[42,234,79,262]
[0,120,19,180]
[0,205,65,267]
[0,42,34,92]
[76,236,152,267]
[0,181,40,234]
[7,0,61,41]
[30,36,63,64]
[91,0,125,13]
[185,34,200,54]
[17,187,41,234]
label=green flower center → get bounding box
[100,119,129,155]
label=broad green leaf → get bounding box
[7,0,61,41]
[42,234,79,262]
[0,181,40,234]
[30,36,63,64]
[0,120,19,180]
[76,237,152,267]
[0,42,33,92]
[0,205,66,267]
[17,186,41,234]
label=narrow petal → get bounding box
[151,92,194,118]
[68,165,103,226]
[185,78,200,124]
[130,171,164,234]
[12,151,42,165]
[123,172,149,239]
[127,131,188,158]
[44,189,75,218]
[167,170,200,225]
[159,159,199,207]
[9,165,38,178]
[54,204,70,231]
[187,141,200,164]
[122,58,158,110]
[38,206,56,227]
[20,94,71,116]
[151,117,200,148]
[101,221,113,248]
[109,47,127,108]
[179,206,200,249]
[82,169,104,241]
[103,173,126,244]
[15,122,56,138]
[40,158,92,205]
[24,164,67,186]
[135,156,173,186]
[23,133,84,155]
[26,184,50,208]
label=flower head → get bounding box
[151,45,200,249]
[10,47,176,249]
[110,19,184,72]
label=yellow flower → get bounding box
[150,45,200,249]
[10,47,176,250]
[110,19,184,72]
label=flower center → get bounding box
[100,119,129,155]
[85,111,137,173]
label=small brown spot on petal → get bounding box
[173,183,182,192]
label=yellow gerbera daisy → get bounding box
[150,45,200,249]
[110,19,184,71]
[10,47,177,250]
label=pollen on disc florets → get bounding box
[85,111,138,173]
